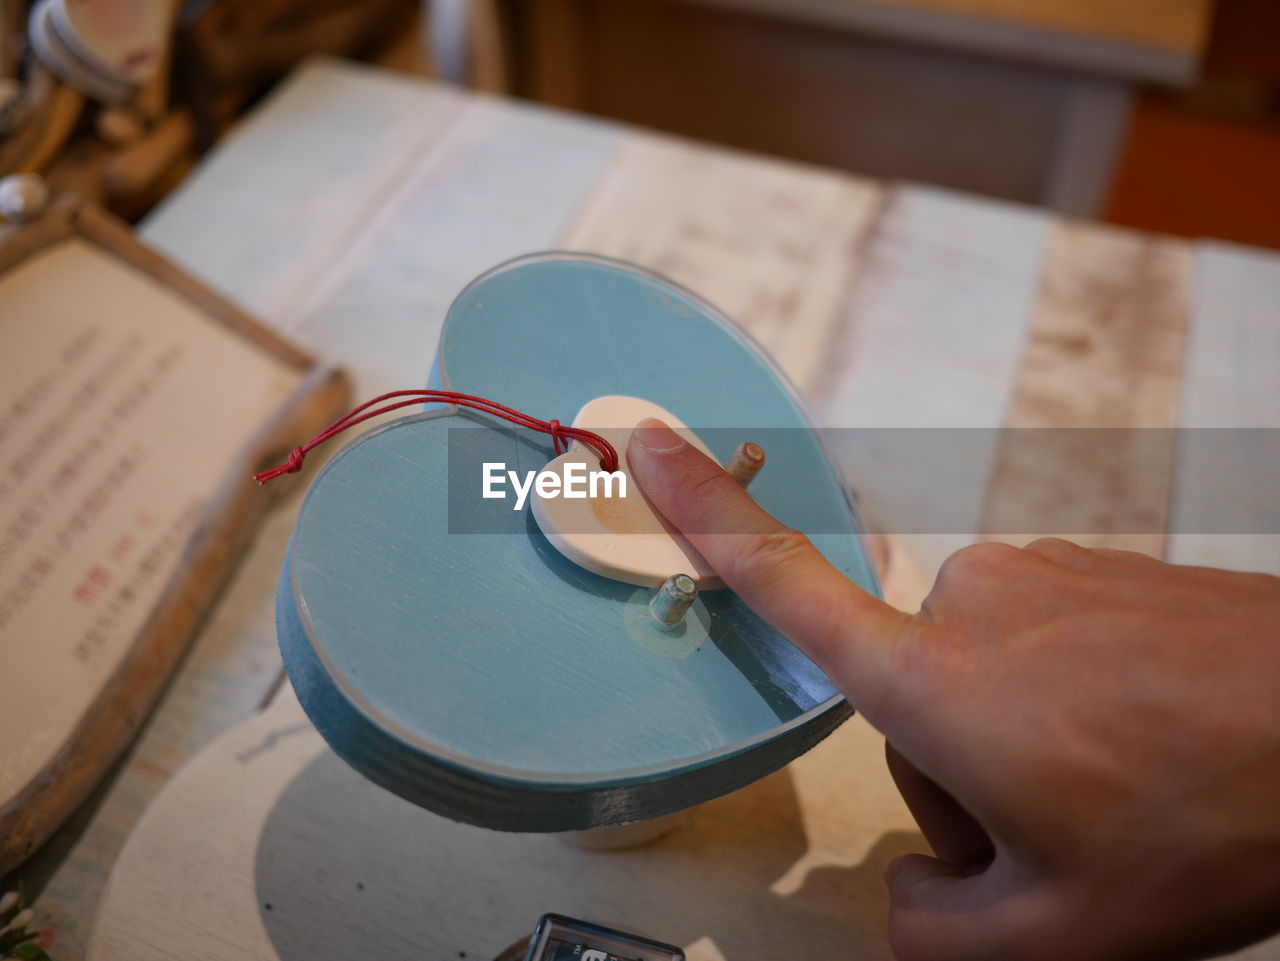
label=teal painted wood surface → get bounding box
[279,255,878,830]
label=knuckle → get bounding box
[1024,537,1093,571]
[685,464,738,501]
[681,466,744,531]
[1249,570,1280,597]
[925,543,1027,618]
[939,541,1022,582]
[726,527,813,584]
[1025,536,1075,555]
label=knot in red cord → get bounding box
[548,419,566,455]
[253,446,306,485]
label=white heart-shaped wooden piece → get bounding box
[530,395,725,589]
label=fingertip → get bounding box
[625,420,761,537]
[629,417,687,455]
[627,421,919,728]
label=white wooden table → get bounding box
[15,58,1277,961]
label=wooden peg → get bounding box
[648,573,697,629]
[727,441,765,487]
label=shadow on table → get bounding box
[254,748,923,960]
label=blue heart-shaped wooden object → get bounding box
[278,253,879,831]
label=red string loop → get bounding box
[548,419,565,455]
[254,390,620,485]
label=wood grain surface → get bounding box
[981,220,1191,556]
[563,134,882,397]
[4,59,1269,960]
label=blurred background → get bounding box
[1,0,1278,247]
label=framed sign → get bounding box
[0,196,350,874]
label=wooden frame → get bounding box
[0,195,351,876]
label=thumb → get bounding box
[885,855,1017,961]
[627,418,912,720]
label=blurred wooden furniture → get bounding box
[1103,0,1280,250]
[427,0,507,89]
[5,57,1273,960]
[506,0,1214,216]
[0,0,416,218]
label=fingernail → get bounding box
[633,417,688,454]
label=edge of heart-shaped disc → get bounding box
[276,253,875,830]
[530,395,726,589]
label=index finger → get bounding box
[628,418,913,723]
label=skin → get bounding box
[628,418,1280,961]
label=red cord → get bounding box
[254,389,620,485]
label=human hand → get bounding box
[628,418,1280,961]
